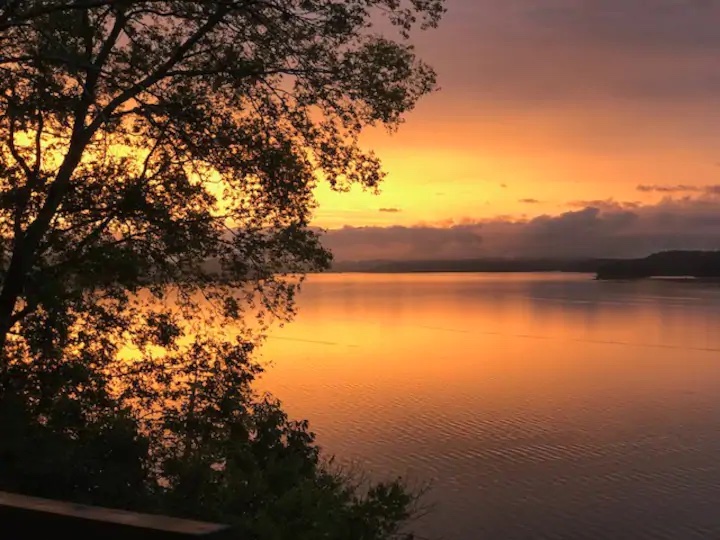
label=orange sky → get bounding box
[312,0,720,230]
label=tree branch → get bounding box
[1,0,120,30]
[33,110,44,178]
[88,7,231,134]
[0,0,247,30]
[6,115,32,182]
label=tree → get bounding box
[0,0,442,361]
[1,335,424,539]
[0,0,442,537]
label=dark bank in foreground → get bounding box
[0,490,232,539]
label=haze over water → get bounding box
[258,273,720,540]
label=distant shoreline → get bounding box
[322,268,591,274]
[326,251,720,280]
[596,251,720,280]
[328,258,615,274]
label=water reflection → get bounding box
[257,273,720,540]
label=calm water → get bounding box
[257,273,720,540]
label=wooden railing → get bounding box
[0,490,234,539]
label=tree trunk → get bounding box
[0,255,23,356]
[0,135,89,364]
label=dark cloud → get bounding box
[636,184,720,194]
[637,184,700,193]
[322,197,720,261]
[529,1,720,52]
[322,224,482,261]
[378,207,402,213]
[519,198,540,204]
[567,199,641,210]
[427,0,720,107]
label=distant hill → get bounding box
[596,250,720,280]
[329,258,617,274]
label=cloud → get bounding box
[518,198,540,204]
[427,0,720,109]
[322,196,720,261]
[567,199,641,210]
[636,184,720,194]
[322,224,483,261]
[528,1,720,52]
[378,207,402,213]
[637,184,700,193]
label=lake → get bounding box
[257,273,720,540]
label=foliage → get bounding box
[0,0,442,537]
[0,337,420,539]
[0,0,442,357]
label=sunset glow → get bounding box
[313,1,720,260]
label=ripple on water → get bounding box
[259,274,720,539]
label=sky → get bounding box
[314,0,720,260]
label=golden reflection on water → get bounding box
[258,273,720,407]
[252,273,720,539]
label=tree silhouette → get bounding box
[0,0,442,360]
[0,1,442,537]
